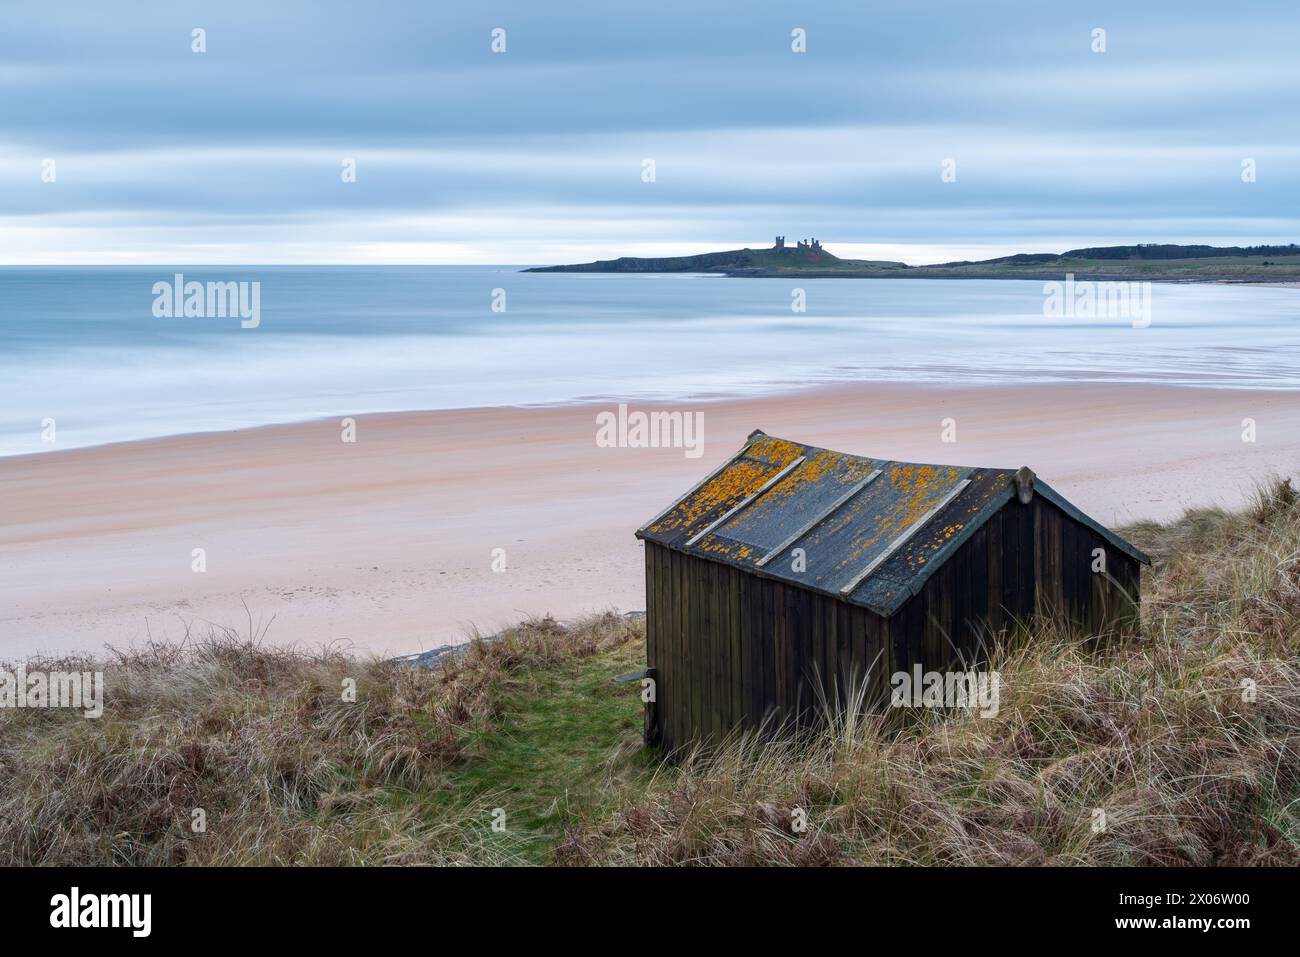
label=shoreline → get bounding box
[4,380,1300,660]
[7,374,1300,463]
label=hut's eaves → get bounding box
[636,430,1150,617]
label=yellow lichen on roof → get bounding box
[838,463,964,567]
[651,440,809,535]
[902,521,967,570]
[748,435,804,465]
[647,436,883,537]
[673,460,769,526]
[684,448,892,560]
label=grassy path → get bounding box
[425,639,654,864]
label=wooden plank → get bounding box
[695,553,708,743]
[866,608,886,709]
[701,557,715,742]
[923,562,950,670]
[825,596,841,709]
[741,570,756,728]
[1047,503,1065,620]
[811,594,827,710]
[794,585,811,725]
[643,666,659,745]
[644,544,656,665]
[759,574,775,728]
[716,560,733,737]
[984,511,1004,638]
[717,561,728,738]
[905,592,924,679]
[729,565,743,733]
[1001,503,1022,624]
[786,582,802,724]
[809,590,825,711]
[792,586,813,727]
[828,601,843,708]
[681,546,691,748]
[783,583,799,725]
[645,545,659,745]
[1062,518,1080,628]
[703,559,717,740]
[668,550,678,748]
[962,525,988,667]
[842,603,861,708]
[700,555,712,743]
[1014,500,1036,621]
[1032,499,1045,618]
[685,551,699,745]
[1089,533,1107,636]
[771,581,786,726]
[659,548,669,749]
[670,546,681,748]
[842,601,860,710]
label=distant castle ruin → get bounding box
[774,235,821,251]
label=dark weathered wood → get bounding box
[643,666,660,745]
[720,562,732,738]
[985,511,1004,636]
[729,565,744,732]
[644,494,1141,748]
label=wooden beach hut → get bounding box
[635,430,1150,751]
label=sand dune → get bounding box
[3,381,1298,659]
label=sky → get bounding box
[2,0,1298,265]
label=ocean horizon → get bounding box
[2,265,1297,456]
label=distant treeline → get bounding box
[1060,243,1300,260]
[940,243,1300,268]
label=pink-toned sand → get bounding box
[3,382,1298,660]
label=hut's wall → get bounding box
[645,497,1142,751]
[888,496,1141,678]
[645,540,891,753]
[1030,496,1142,635]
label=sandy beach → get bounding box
[3,381,1299,660]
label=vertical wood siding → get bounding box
[645,497,1142,751]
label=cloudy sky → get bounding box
[2,0,1297,264]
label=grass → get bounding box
[0,612,646,865]
[3,478,1299,866]
[423,638,652,863]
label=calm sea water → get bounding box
[1,266,1297,455]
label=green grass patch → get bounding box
[421,639,654,864]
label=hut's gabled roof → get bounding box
[636,430,1150,617]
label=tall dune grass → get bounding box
[558,478,1300,865]
[3,480,1298,866]
[0,612,640,865]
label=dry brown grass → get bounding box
[0,612,641,865]
[6,479,1299,867]
[557,478,1300,866]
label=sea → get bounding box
[1,265,1297,456]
